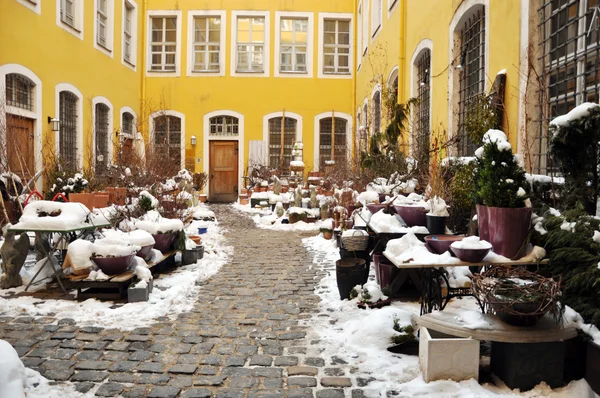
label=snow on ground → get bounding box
[232,202,324,231]
[0,219,232,331]
[302,234,597,398]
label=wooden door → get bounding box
[209,141,238,202]
[6,114,34,181]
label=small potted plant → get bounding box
[349,281,391,309]
[388,317,418,355]
[425,142,449,234]
[320,219,334,240]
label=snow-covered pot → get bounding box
[450,246,491,263]
[395,205,427,227]
[425,214,446,235]
[424,235,464,255]
[366,203,386,215]
[476,204,489,242]
[91,254,135,275]
[586,341,600,395]
[486,206,532,259]
[152,233,176,252]
[136,244,154,260]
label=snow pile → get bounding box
[450,236,492,250]
[563,305,600,344]
[550,102,600,128]
[135,210,184,234]
[21,256,57,286]
[290,160,305,168]
[11,201,94,231]
[100,229,155,247]
[394,193,430,210]
[357,191,380,204]
[192,206,215,220]
[67,239,139,270]
[139,190,159,208]
[0,340,26,398]
[427,196,449,217]
[384,232,460,265]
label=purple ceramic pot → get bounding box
[91,254,135,275]
[450,246,491,263]
[424,235,465,254]
[394,206,427,227]
[152,233,176,252]
[476,204,490,242]
[366,203,386,214]
[136,244,155,260]
[486,206,532,259]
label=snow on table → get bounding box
[10,201,109,231]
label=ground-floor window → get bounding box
[268,117,297,173]
[319,117,347,167]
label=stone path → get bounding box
[0,205,368,397]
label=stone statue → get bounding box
[273,176,282,195]
[310,186,318,209]
[294,186,302,208]
[0,227,30,289]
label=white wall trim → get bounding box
[313,111,352,171]
[55,82,84,170]
[202,110,245,196]
[274,11,314,79]
[448,0,489,145]
[93,0,115,57]
[409,39,433,156]
[121,0,138,71]
[230,10,271,78]
[17,0,41,14]
[148,109,185,169]
[55,0,84,40]
[146,10,183,77]
[317,12,354,79]
[517,0,529,156]
[371,0,383,40]
[357,2,363,71]
[387,65,399,87]
[0,64,43,184]
[91,96,114,171]
[262,111,303,161]
[187,10,227,77]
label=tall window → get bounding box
[124,2,133,62]
[59,91,78,170]
[268,117,297,172]
[537,0,600,174]
[280,18,308,73]
[357,4,363,66]
[154,115,181,165]
[415,50,431,161]
[96,0,108,47]
[457,8,485,156]
[122,112,135,137]
[60,0,75,27]
[150,17,177,71]
[209,116,239,136]
[95,104,110,173]
[236,16,265,72]
[372,0,382,35]
[5,74,34,111]
[319,117,347,166]
[194,16,221,72]
[323,19,350,74]
[372,91,381,135]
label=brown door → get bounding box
[209,140,238,202]
[6,114,35,181]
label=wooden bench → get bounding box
[61,251,177,300]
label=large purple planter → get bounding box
[366,203,386,214]
[394,205,427,227]
[486,206,532,260]
[136,244,155,260]
[92,254,136,275]
[476,204,489,242]
[372,253,397,289]
[152,233,176,252]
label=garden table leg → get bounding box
[24,234,68,294]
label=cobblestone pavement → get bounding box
[0,204,368,397]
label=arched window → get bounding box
[209,116,239,136]
[59,91,79,170]
[95,103,110,174]
[122,112,135,137]
[268,117,297,173]
[6,73,35,111]
[319,117,347,167]
[372,91,381,135]
[415,49,431,162]
[120,111,135,164]
[154,115,181,166]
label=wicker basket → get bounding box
[341,230,369,251]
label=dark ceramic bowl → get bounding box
[394,205,427,227]
[366,203,386,214]
[424,235,465,254]
[152,233,176,252]
[91,253,135,275]
[136,244,155,260]
[450,245,491,263]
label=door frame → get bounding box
[203,110,244,198]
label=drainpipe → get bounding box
[140,0,147,142]
[352,0,358,167]
[398,0,407,104]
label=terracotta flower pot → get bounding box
[322,230,333,240]
[93,193,110,209]
[199,194,207,203]
[485,206,532,259]
[68,193,94,211]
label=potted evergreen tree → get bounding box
[474,130,531,259]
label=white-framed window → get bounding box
[388,0,399,16]
[231,10,270,77]
[275,12,313,78]
[122,0,138,68]
[58,91,79,170]
[5,74,35,111]
[94,0,114,56]
[147,10,182,76]
[319,117,348,167]
[121,111,135,138]
[318,13,353,79]
[209,116,239,136]
[187,10,226,76]
[372,0,382,37]
[268,117,297,172]
[362,1,369,55]
[17,0,41,14]
[153,115,182,167]
[357,3,363,69]
[56,0,84,39]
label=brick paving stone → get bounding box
[197,365,218,375]
[106,341,130,351]
[288,389,315,398]
[262,378,283,388]
[252,368,282,378]
[324,368,345,377]
[139,362,165,373]
[181,388,212,397]
[137,373,171,385]
[229,376,257,388]
[39,368,74,381]
[71,370,108,382]
[74,360,111,370]
[224,356,246,367]
[168,364,197,374]
[108,361,139,372]
[74,382,95,393]
[22,357,44,368]
[351,390,366,398]
[109,373,136,383]
[215,390,246,398]
[148,386,181,397]
[122,386,149,397]
[102,351,129,361]
[168,375,194,388]
[128,350,154,361]
[321,377,352,387]
[83,341,108,351]
[199,355,222,365]
[316,390,345,398]
[288,367,318,376]
[249,355,272,366]
[274,356,298,366]
[288,377,317,387]
[95,382,125,397]
[304,358,325,367]
[75,351,103,361]
[193,376,227,386]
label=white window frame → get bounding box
[17,0,41,14]
[94,0,114,57]
[148,110,185,169]
[313,112,352,171]
[318,12,353,79]
[122,0,138,70]
[371,0,383,38]
[56,0,84,40]
[357,3,363,70]
[92,96,114,172]
[274,11,313,78]
[187,10,226,77]
[388,0,399,18]
[362,0,369,55]
[55,83,84,170]
[231,10,270,78]
[119,106,137,139]
[146,10,182,77]
[262,111,303,158]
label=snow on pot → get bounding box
[67,239,140,276]
[426,196,449,235]
[101,229,155,260]
[450,236,492,263]
[134,211,184,252]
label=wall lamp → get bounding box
[48,117,60,131]
[191,135,197,145]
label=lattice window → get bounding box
[151,17,177,71]
[236,16,265,72]
[5,74,34,111]
[280,18,308,73]
[194,16,221,72]
[97,0,108,47]
[319,117,347,166]
[268,117,297,173]
[415,49,431,160]
[457,8,485,156]
[372,91,381,134]
[536,0,600,174]
[61,0,75,27]
[209,116,239,136]
[372,0,382,34]
[122,112,135,137]
[59,91,78,170]
[154,115,181,166]
[124,2,133,62]
[323,19,350,74]
[95,103,110,174]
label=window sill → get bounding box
[61,21,81,34]
[97,42,112,53]
[235,70,265,74]
[279,71,308,75]
[148,69,177,73]
[124,59,136,68]
[323,72,351,76]
[192,69,221,73]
